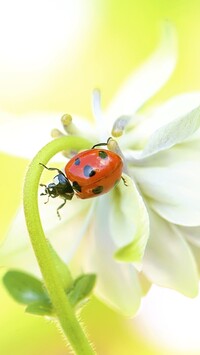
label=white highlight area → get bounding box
[135,285,200,352]
[0,0,90,71]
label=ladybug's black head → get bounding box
[40,164,74,218]
[40,172,74,199]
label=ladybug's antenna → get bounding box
[92,137,111,149]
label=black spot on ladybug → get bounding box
[72,181,82,192]
[74,157,80,165]
[99,151,108,159]
[83,165,96,177]
[92,186,103,194]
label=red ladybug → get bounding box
[40,140,125,218]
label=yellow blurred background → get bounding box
[1,0,200,354]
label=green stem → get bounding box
[23,136,95,355]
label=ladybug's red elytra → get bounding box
[40,139,126,218]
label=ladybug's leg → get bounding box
[121,175,128,187]
[57,197,67,219]
[40,193,50,204]
[40,184,47,195]
[39,184,50,203]
[39,163,65,177]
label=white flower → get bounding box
[1,24,200,316]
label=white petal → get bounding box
[120,92,200,154]
[187,243,200,277]
[0,207,40,274]
[109,174,149,266]
[85,197,142,316]
[143,210,199,297]
[141,104,200,158]
[133,144,200,226]
[106,23,177,126]
[178,226,200,248]
[45,199,94,263]
[0,197,91,274]
[0,112,95,158]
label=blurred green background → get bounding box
[1,0,200,354]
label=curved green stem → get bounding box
[23,136,95,355]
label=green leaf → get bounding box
[25,301,53,316]
[67,274,96,307]
[110,174,149,265]
[3,270,49,305]
[142,105,200,158]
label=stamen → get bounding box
[107,137,129,174]
[111,115,130,137]
[51,128,64,138]
[62,149,80,159]
[92,89,102,123]
[92,89,109,141]
[51,121,79,158]
[61,114,80,135]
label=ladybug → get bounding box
[40,139,126,218]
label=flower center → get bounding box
[111,115,131,137]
